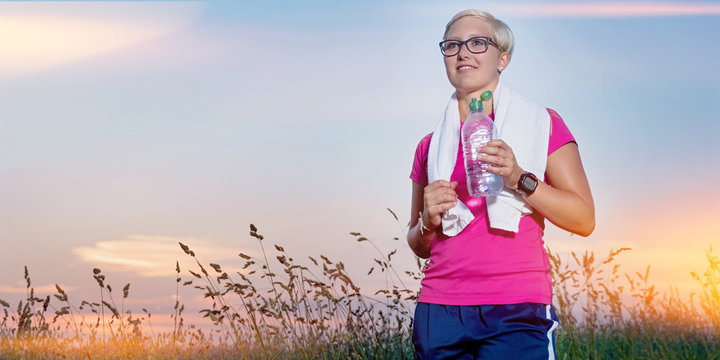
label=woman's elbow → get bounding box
[572,198,595,237]
[576,221,595,237]
[410,244,431,259]
[573,215,595,237]
[407,235,431,259]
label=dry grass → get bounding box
[550,246,720,359]
[1,212,719,359]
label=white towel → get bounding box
[427,80,550,234]
[427,92,473,236]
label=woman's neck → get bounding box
[456,82,498,122]
[457,92,494,122]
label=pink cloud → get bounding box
[0,283,75,295]
[504,2,720,17]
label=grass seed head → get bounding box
[209,263,222,273]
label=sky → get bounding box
[1,0,719,325]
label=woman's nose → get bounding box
[456,44,471,58]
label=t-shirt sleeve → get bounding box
[410,134,432,186]
[547,108,576,155]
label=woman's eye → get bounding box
[444,42,459,50]
[471,39,487,46]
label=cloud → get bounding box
[0,283,75,295]
[404,2,720,19]
[73,235,255,278]
[0,1,204,79]
[499,2,720,18]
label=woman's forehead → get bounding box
[446,17,491,39]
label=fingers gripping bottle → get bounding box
[461,91,503,197]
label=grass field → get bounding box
[2,219,719,359]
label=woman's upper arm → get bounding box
[545,142,594,216]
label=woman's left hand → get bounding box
[478,139,524,191]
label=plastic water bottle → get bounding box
[461,93,503,197]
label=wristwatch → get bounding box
[516,172,538,196]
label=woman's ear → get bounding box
[498,52,510,72]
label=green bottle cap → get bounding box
[469,91,493,113]
[480,90,492,101]
[469,98,482,112]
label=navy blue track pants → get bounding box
[412,302,559,359]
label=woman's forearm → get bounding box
[523,181,595,236]
[407,221,435,258]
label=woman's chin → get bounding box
[454,80,498,95]
[453,85,491,96]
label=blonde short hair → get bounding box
[443,10,515,59]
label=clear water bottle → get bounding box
[462,94,503,197]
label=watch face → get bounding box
[521,173,538,192]
[522,177,532,189]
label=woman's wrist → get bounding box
[507,166,525,191]
[418,211,435,235]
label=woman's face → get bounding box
[443,17,507,96]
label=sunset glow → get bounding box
[0,2,202,79]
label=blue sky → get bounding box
[1,1,719,319]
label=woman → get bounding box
[407,10,594,359]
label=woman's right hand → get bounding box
[423,180,459,229]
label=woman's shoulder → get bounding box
[545,108,570,136]
[546,108,562,120]
[410,132,433,185]
[415,132,433,152]
[545,108,576,154]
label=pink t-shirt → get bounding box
[410,108,575,305]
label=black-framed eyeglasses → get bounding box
[439,36,501,57]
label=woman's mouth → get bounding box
[457,65,475,71]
